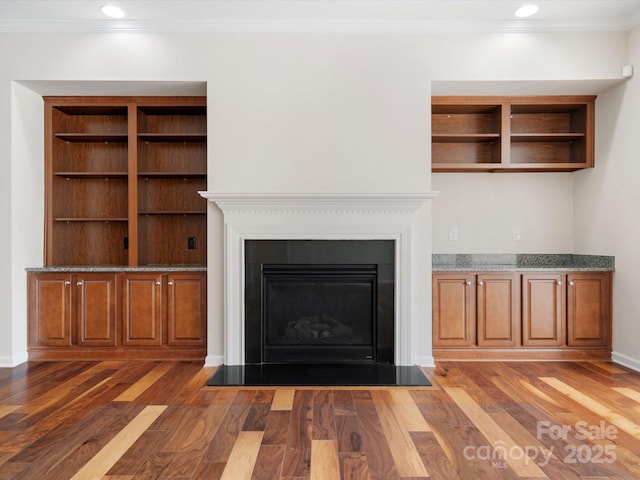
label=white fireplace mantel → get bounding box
[200,191,438,366]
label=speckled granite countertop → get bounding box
[26,266,207,272]
[433,254,614,272]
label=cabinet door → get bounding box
[476,274,519,347]
[567,272,611,347]
[28,273,72,347]
[522,273,565,346]
[76,273,118,347]
[122,273,163,346]
[432,274,476,347]
[167,273,206,347]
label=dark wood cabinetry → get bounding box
[29,272,118,350]
[476,274,519,347]
[433,271,612,360]
[432,96,595,172]
[33,96,208,361]
[522,273,565,346]
[44,96,207,267]
[432,273,476,347]
[122,273,163,346]
[28,271,206,360]
[567,272,611,347]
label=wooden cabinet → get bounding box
[432,96,595,172]
[567,272,611,347]
[432,273,476,347]
[166,273,207,347]
[433,271,612,360]
[44,96,207,267]
[28,271,206,360]
[28,273,72,347]
[522,273,565,346]
[76,273,119,347]
[476,274,519,347]
[121,272,207,348]
[122,273,163,346]
[28,272,118,349]
[35,96,207,360]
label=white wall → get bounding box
[573,26,640,370]
[0,30,629,365]
[432,173,575,253]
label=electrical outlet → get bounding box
[449,227,458,241]
[188,237,196,249]
[512,227,521,241]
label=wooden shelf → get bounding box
[138,172,206,177]
[432,95,595,172]
[55,133,128,142]
[54,171,127,178]
[45,96,207,267]
[511,133,585,142]
[139,211,206,216]
[138,133,206,142]
[432,134,500,143]
[54,218,128,222]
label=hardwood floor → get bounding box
[0,360,639,479]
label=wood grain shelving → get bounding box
[432,95,595,172]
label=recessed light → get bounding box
[101,5,126,19]
[515,4,539,18]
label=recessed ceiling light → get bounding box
[101,5,126,19]
[515,4,539,18]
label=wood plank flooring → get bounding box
[0,360,639,479]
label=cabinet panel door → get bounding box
[28,273,72,347]
[76,273,118,347]
[476,274,519,347]
[167,273,206,347]
[567,272,611,347]
[522,274,565,346]
[432,274,476,347]
[122,274,163,346]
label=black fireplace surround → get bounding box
[245,240,395,365]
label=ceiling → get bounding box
[1,0,640,33]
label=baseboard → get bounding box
[205,354,224,367]
[0,353,28,368]
[612,351,640,373]
[414,355,435,368]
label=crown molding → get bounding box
[0,18,638,34]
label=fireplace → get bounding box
[245,240,394,364]
[199,192,438,367]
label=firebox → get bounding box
[245,240,395,364]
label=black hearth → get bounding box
[245,240,395,364]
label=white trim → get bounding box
[414,355,435,368]
[205,354,225,367]
[0,353,27,368]
[201,192,437,366]
[612,351,640,373]
[0,19,636,34]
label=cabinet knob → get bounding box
[64,281,70,286]
[155,281,161,286]
[557,281,562,286]
[168,281,174,286]
[478,281,484,286]
[465,281,471,285]
[76,281,82,286]
[569,281,575,286]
